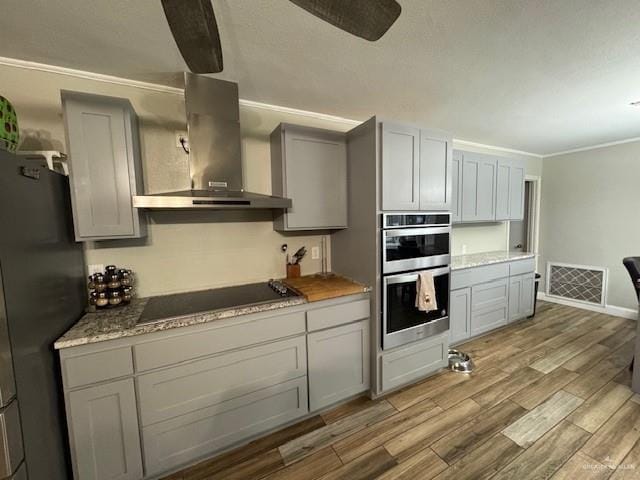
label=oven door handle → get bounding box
[383,266,450,285]
[384,226,451,237]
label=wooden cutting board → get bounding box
[283,274,368,302]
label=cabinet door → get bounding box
[508,275,523,322]
[282,127,347,229]
[62,92,145,240]
[451,151,463,223]
[307,320,370,411]
[521,273,535,317]
[68,379,143,480]
[381,123,420,211]
[419,129,452,211]
[509,163,526,221]
[450,288,471,344]
[461,152,497,222]
[495,161,511,221]
[496,159,525,221]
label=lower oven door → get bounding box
[382,266,450,350]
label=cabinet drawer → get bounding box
[307,299,370,332]
[471,304,508,336]
[142,376,308,477]
[134,311,306,372]
[62,346,133,389]
[451,263,509,290]
[380,333,448,392]
[471,278,509,311]
[510,258,535,276]
[137,336,307,426]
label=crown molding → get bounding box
[0,56,184,94]
[453,139,543,158]
[11,55,635,157]
[0,56,360,126]
[542,136,640,158]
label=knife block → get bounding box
[286,263,301,279]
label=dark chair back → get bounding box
[623,257,640,303]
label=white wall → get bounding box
[2,63,351,297]
[539,140,640,310]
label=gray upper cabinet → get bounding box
[67,379,143,480]
[271,124,347,230]
[453,149,526,224]
[62,91,146,241]
[451,150,463,222]
[381,122,420,211]
[461,152,497,222]
[495,159,525,221]
[419,129,453,211]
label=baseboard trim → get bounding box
[537,292,638,320]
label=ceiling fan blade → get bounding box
[161,0,223,73]
[289,0,401,41]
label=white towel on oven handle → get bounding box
[415,271,438,313]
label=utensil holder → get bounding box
[286,263,301,279]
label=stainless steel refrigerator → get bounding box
[0,150,86,479]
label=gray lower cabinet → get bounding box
[449,287,471,345]
[67,379,143,480]
[307,320,370,411]
[451,258,536,342]
[418,129,453,211]
[380,332,448,392]
[496,159,525,221]
[381,122,420,211]
[142,377,308,477]
[62,91,146,241]
[61,294,371,479]
[509,272,535,321]
[461,152,497,222]
[470,278,509,336]
[271,124,347,230]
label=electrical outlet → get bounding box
[311,246,320,260]
[88,264,104,276]
[175,132,189,149]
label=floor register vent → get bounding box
[546,262,607,306]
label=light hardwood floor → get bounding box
[163,302,640,480]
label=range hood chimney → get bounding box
[133,73,292,210]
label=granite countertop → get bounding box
[54,275,369,350]
[451,250,536,271]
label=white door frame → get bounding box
[506,175,542,271]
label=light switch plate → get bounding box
[311,246,320,260]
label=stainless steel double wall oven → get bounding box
[381,213,451,350]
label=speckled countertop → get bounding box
[54,275,369,350]
[452,250,535,271]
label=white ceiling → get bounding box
[1,0,639,155]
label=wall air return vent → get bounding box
[546,262,607,306]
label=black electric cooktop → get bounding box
[137,281,300,325]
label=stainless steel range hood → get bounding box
[133,73,292,210]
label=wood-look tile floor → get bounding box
[163,302,640,480]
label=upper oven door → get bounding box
[382,226,450,274]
